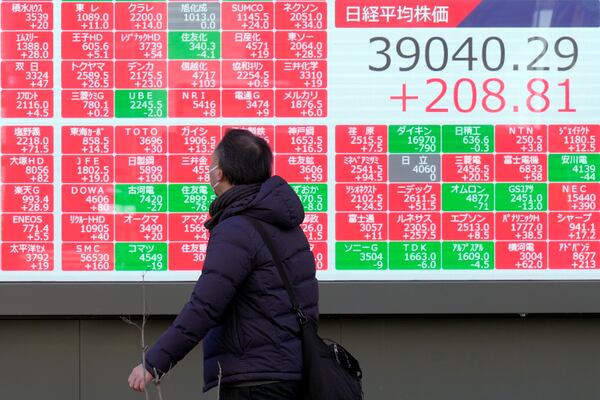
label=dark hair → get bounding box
[215,129,273,185]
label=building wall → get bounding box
[1,316,599,400]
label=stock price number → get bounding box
[369,35,578,72]
[388,77,576,114]
[370,36,581,114]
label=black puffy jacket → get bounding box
[145,176,319,391]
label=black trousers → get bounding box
[220,381,302,400]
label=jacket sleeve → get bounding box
[144,219,256,376]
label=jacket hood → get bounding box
[221,175,305,229]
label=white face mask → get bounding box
[209,165,221,193]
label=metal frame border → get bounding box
[2,281,600,315]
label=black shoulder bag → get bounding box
[244,217,364,400]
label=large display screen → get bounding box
[0,0,598,281]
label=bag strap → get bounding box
[243,216,308,324]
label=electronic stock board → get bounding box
[0,0,599,284]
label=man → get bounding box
[128,129,319,399]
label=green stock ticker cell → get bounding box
[335,242,388,270]
[115,90,167,118]
[441,125,494,153]
[548,154,599,182]
[442,183,493,212]
[169,184,216,213]
[115,243,168,271]
[441,242,494,270]
[388,125,440,153]
[290,184,327,212]
[115,184,167,213]
[389,242,441,270]
[495,183,548,212]
[168,31,221,60]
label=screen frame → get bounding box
[1,2,600,315]
[2,280,600,316]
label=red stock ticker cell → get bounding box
[442,154,494,183]
[335,183,388,212]
[275,60,327,89]
[62,243,114,272]
[1,32,53,59]
[1,126,53,154]
[275,125,327,154]
[62,90,114,118]
[168,154,210,183]
[1,155,53,184]
[222,125,274,145]
[62,214,114,242]
[548,183,600,211]
[1,2,53,30]
[115,61,167,89]
[115,126,167,154]
[62,61,113,89]
[168,90,221,118]
[389,183,440,212]
[62,184,114,213]
[115,155,167,183]
[389,212,440,241]
[549,125,599,153]
[1,90,53,118]
[335,213,387,241]
[222,90,273,118]
[62,126,114,154]
[310,241,327,271]
[1,243,54,271]
[2,184,53,213]
[274,31,327,59]
[495,125,547,153]
[115,213,167,242]
[168,61,221,89]
[495,212,548,241]
[442,212,493,241]
[2,214,53,242]
[169,213,210,242]
[495,154,547,182]
[1,61,53,89]
[168,125,220,154]
[61,155,114,184]
[61,2,114,31]
[221,31,273,59]
[61,32,112,60]
[169,243,207,271]
[495,242,548,270]
[114,2,166,30]
[275,2,327,30]
[275,154,327,183]
[549,212,600,241]
[301,213,328,242]
[221,60,273,89]
[336,154,387,183]
[275,89,327,118]
[335,125,387,153]
[115,32,166,60]
[220,1,274,30]
[549,241,600,270]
